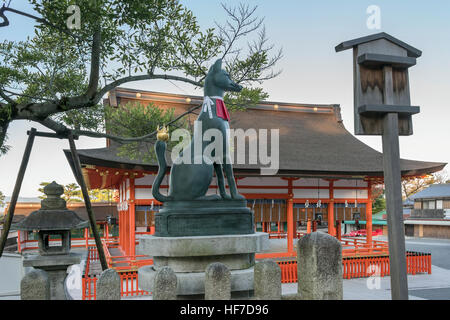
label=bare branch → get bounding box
[0,6,81,40]
[216,3,264,59]
[2,88,54,103]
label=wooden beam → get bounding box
[0,128,36,258]
[382,65,409,300]
[68,133,108,270]
[328,180,336,236]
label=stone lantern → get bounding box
[13,181,89,300]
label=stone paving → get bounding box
[281,265,450,300]
[4,236,450,300]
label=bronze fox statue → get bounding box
[152,59,245,202]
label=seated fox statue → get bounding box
[152,59,245,202]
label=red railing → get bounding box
[268,251,432,283]
[120,271,149,297]
[101,240,153,271]
[277,260,298,283]
[82,247,150,300]
[18,234,120,252]
[82,247,99,300]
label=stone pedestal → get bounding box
[154,200,254,237]
[23,253,82,300]
[138,233,268,299]
[297,233,343,300]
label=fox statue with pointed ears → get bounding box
[152,59,245,202]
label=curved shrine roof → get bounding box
[64,89,446,179]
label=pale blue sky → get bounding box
[0,0,449,197]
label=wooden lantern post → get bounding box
[336,32,422,300]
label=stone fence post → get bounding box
[153,266,177,300]
[297,232,343,300]
[97,268,121,300]
[205,263,231,300]
[21,269,50,300]
[254,260,281,300]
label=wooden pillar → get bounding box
[129,178,136,257]
[17,230,21,253]
[328,180,336,236]
[382,66,409,299]
[366,181,373,247]
[287,197,294,253]
[105,223,109,242]
[119,211,122,249]
[85,228,89,248]
[336,220,342,241]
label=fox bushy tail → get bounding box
[152,140,171,202]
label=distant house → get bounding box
[404,184,450,239]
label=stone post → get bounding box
[297,232,343,300]
[21,268,50,300]
[205,263,231,300]
[97,269,121,300]
[153,267,177,300]
[254,260,281,300]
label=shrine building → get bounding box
[64,87,446,259]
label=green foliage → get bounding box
[372,195,386,214]
[105,101,188,163]
[0,1,281,156]
[0,190,5,208]
[90,188,116,202]
[225,87,269,111]
[38,181,116,203]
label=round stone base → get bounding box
[137,233,268,299]
[153,253,254,272]
[137,233,268,257]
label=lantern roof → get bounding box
[11,181,89,231]
[335,32,422,58]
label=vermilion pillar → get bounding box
[129,178,136,256]
[328,180,336,236]
[336,220,342,241]
[287,197,294,253]
[17,231,21,253]
[105,223,109,242]
[367,181,373,247]
[85,228,89,248]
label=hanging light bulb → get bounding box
[317,200,322,208]
[305,200,309,208]
[345,200,348,208]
